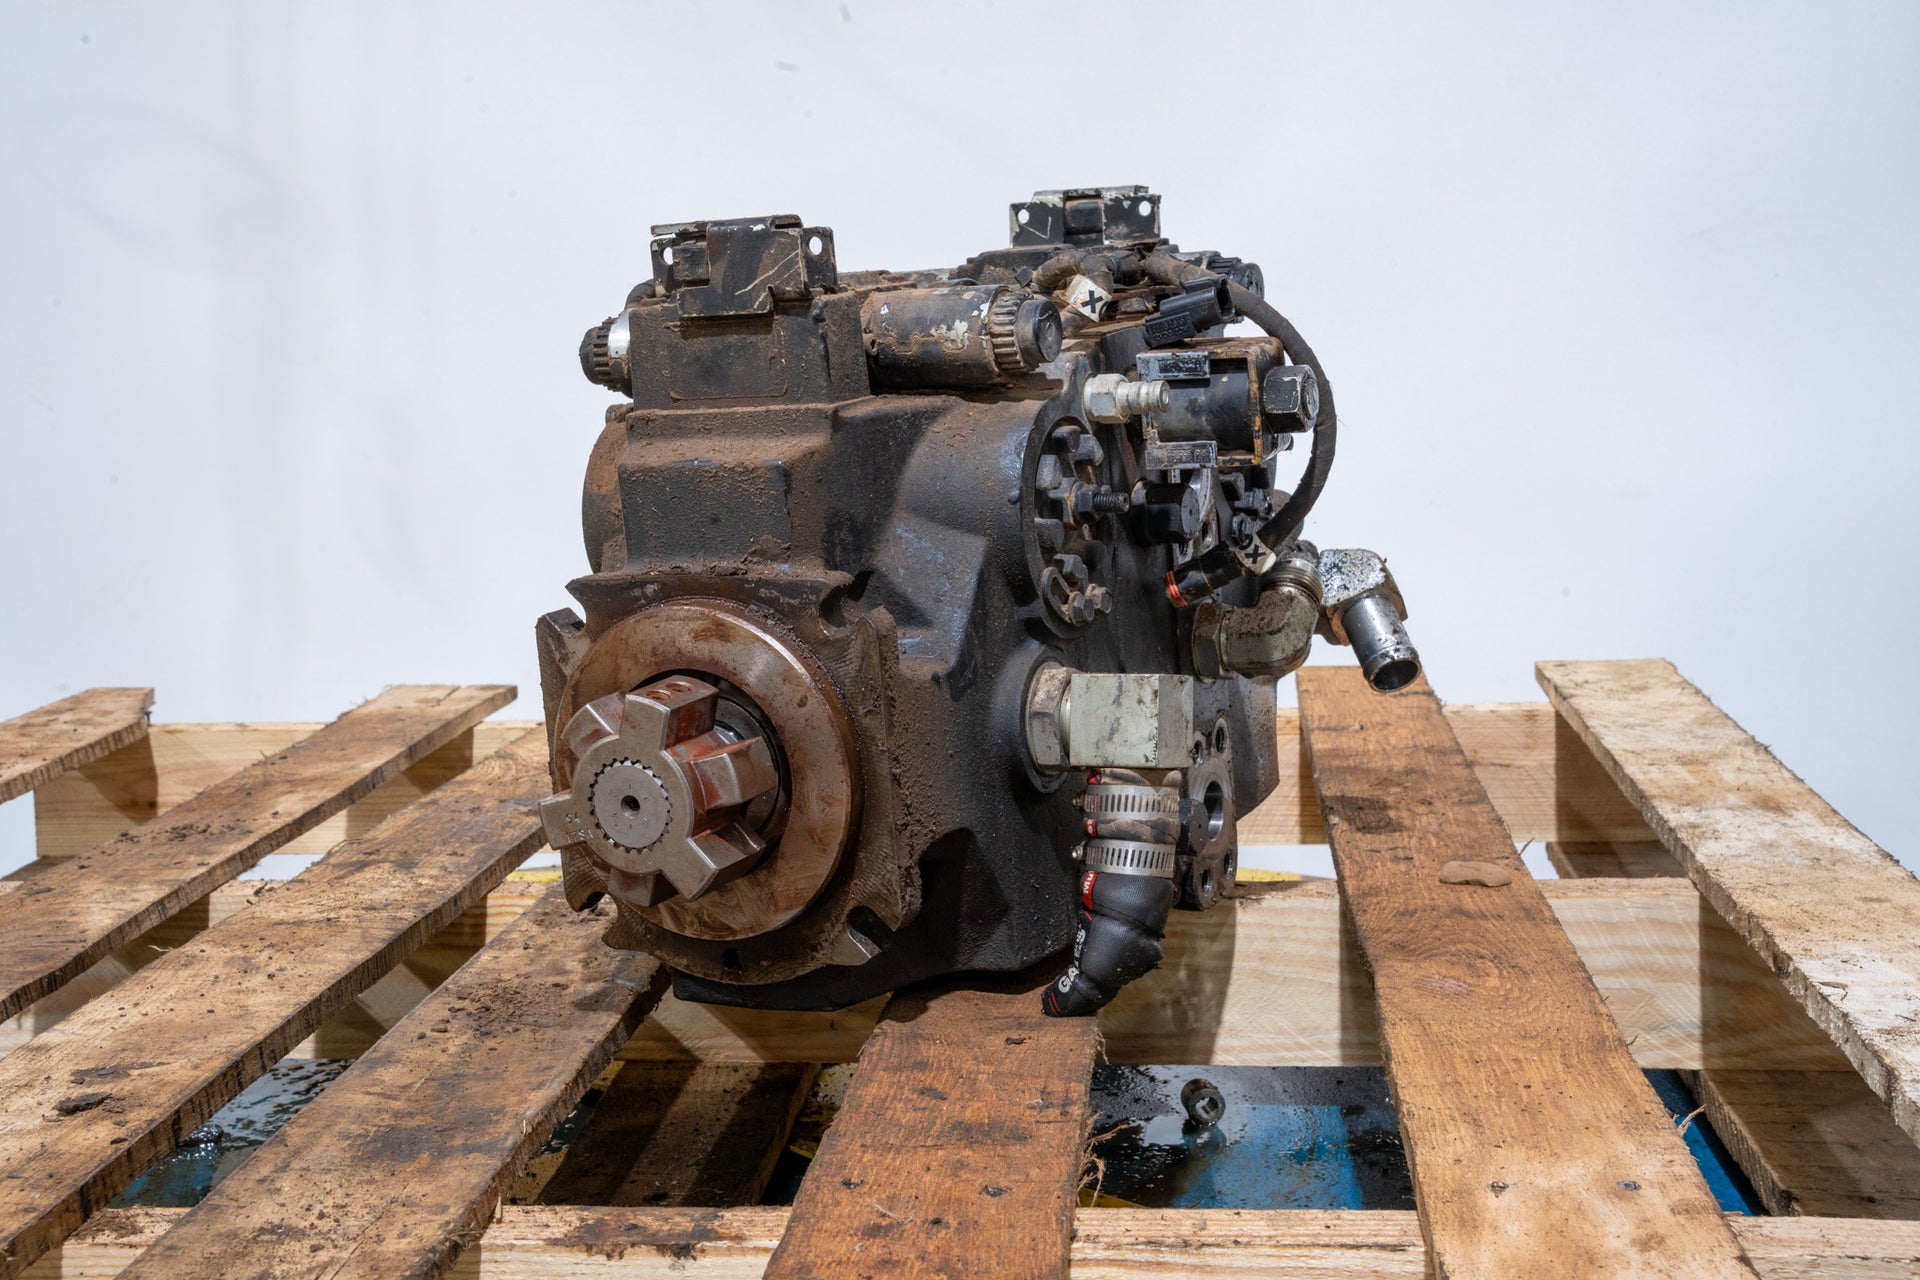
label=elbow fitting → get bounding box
[1190,545,1322,679]
[1315,548,1421,693]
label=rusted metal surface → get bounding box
[552,603,860,969]
[541,676,781,907]
[544,188,1411,1015]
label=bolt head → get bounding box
[1261,365,1320,430]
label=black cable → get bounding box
[1228,281,1337,551]
[1163,277,1339,603]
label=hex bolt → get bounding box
[1260,364,1320,431]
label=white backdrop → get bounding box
[2,1,1915,874]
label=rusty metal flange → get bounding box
[551,600,860,942]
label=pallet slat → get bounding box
[1540,659,1920,1147]
[1547,839,1685,878]
[31,705,1642,862]
[0,882,278,1061]
[0,688,153,805]
[118,885,669,1280]
[32,721,541,860]
[0,684,513,1022]
[569,877,1854,1071]
[21,1206,1920,1278]
[0,729,549,1280]
[1689,1068,1920,1218]
[1298,668,1754,1278]
[764,981,1096,1280]
[251,874,1845,1074]
[1237,703,1655,845]
[1546,813,1920,1221]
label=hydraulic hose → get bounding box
[1043,767,1181,1017]
[1229,281,1337,552]
[1043,869,1177,1016]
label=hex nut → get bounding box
[1261,364,1321,430]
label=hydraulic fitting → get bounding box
[1024,666,1196,772]
[1316,548,1421,692]
[1043,768,1181,1017]
[1190,544,1323,679]
[1082,374,1171,424]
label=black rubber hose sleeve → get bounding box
[1227,280,1338,551]
[1166,281,1339,605]
[1042,871,1177,1017]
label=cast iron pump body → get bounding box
[537,188,1417,1016]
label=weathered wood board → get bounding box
[1299,667,1754,1278]
[20,1206,1920,1278]
[531,1062,818,1208]
[763,981,1097,1280]
[605,876,1842,1072]
[0,730,548,1279]
[1689,1067,1920,1219]
[1238,703,1655,846]
[213,875,1841,1074]
[1541,659,1920,1149]
[117,886,670,1280]
[32,720,540,859]
[0,688,152,805]
[1548,839,1684,878]
[1546,804,1920,1222]
[0,684,512,1022]
[31,706,1643,861]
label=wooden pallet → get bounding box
[0,664,1914,1278]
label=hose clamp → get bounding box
[1084,838,1177,878]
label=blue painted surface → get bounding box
[1087,1065,1763,1213]
[1646,1068,1764,1215]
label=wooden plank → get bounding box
[1238,702,1654,845]
[1298,667,1753,1278]
[1,876,557,1061]
[1069,1211,1912,1279]
[764,981,1096,1280]
[0,688,152,805]
[0,684,513,1022]
[23,1207,1920,1278]
[605,878,1843,1072]
[33,720,541,859]
[117,886,670,1280]
[33,706,1636,860]
[0,729,549,1280]
[281,877,1840,1072]
[1688,1068,1920,1218]
[0,882,278,1059]
[531,1062,818,1207]
[1541,659,1920,1149]
[1548,813,1920,1221]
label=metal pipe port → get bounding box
[1340,594,1421,692]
